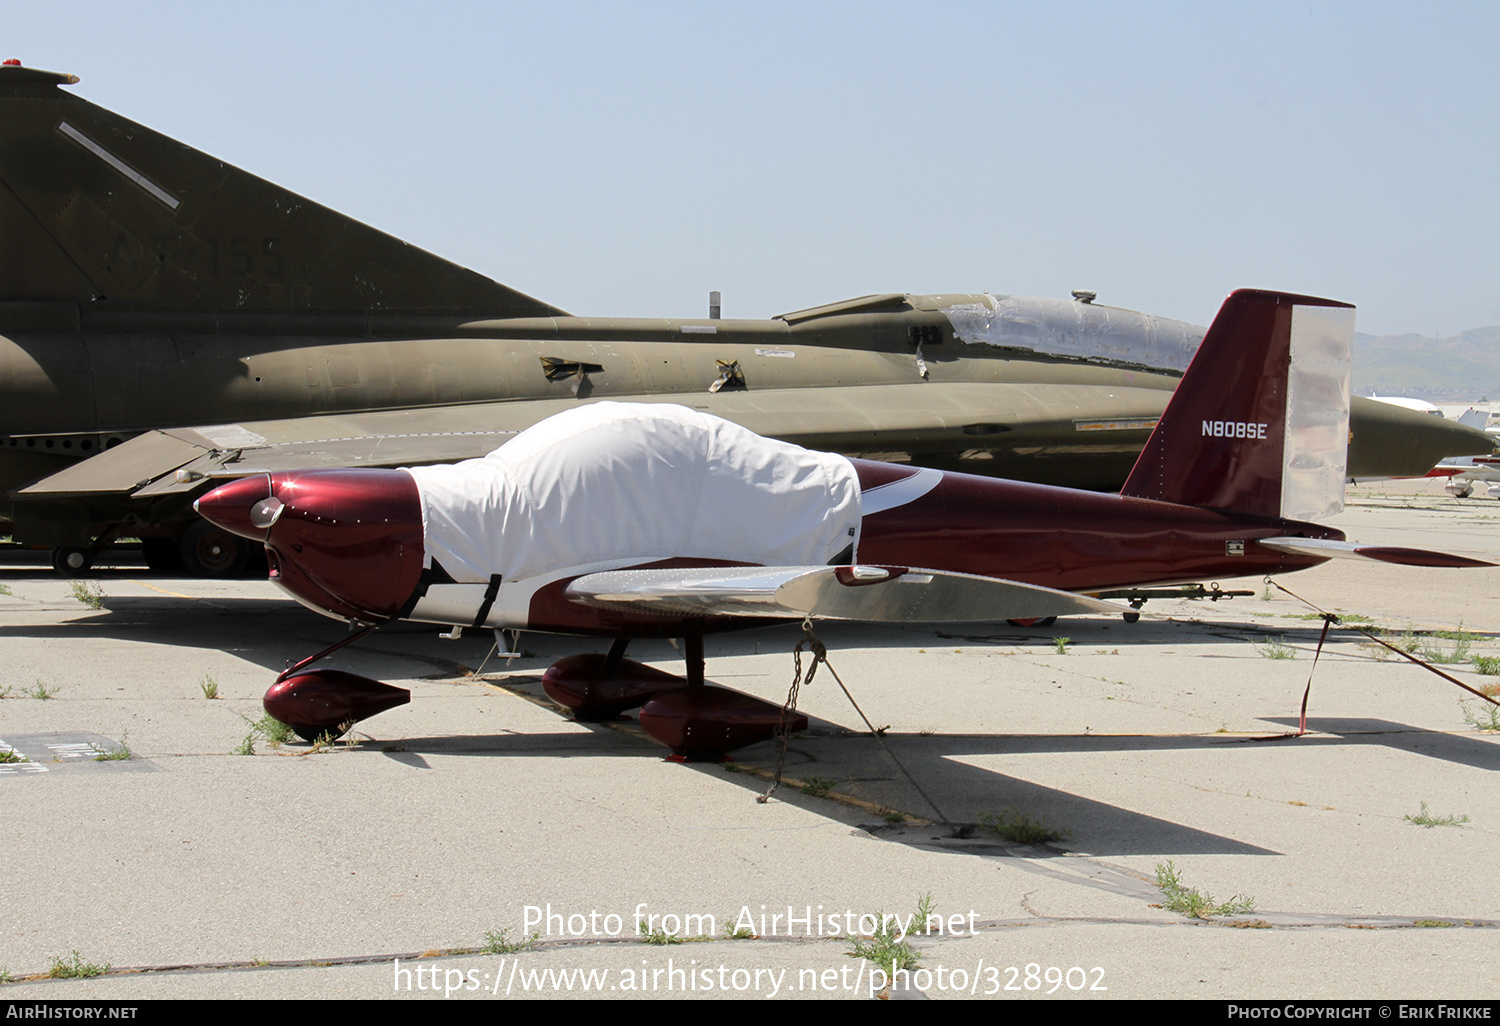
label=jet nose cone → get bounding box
[194,475,274,541]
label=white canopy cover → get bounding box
[406,403,862,584]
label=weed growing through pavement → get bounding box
[1363,627,1421,661]
[69,581,104,609]
[1256,636,1295,659]
[0,583,11,596]
[1461,700,1500,732]
[481,929,539,955]
[1052,637,1070,655]
[979,808,1070,845]
[1154,861,1256,919]
[49,951,110,979]
[252,714,296,746]
[799,775,837,797]
[1419,627,1473,664]
[91,732,130,761]
[847,894,931,979]
[306,731,339,754]
[640,927,684,945]
[1404,802,1469,828]
[200,676,219,699]
[1472,656,1500,676]
[0,746,27,764]
[28,680,56,700]
[233,731,257,756]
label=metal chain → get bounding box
[759,619,953,827]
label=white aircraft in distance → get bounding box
[1440,408,1500,497]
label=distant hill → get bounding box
[1353,326,1500,401]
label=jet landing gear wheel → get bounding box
[50,547,93,576]
[177,519,250,577]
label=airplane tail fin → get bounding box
[0,64,565,316]
[1456,407,1490,432]
[1120,289,1354,520]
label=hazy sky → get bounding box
[8,0,1497,335]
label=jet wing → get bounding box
[564,564,1120,622]
[14,380,1173,503]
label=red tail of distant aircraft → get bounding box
[196,290,1492,756]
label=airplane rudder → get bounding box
[1121,290,1352,518]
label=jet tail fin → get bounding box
[0,64,565,316]
[1120,289,1354,520]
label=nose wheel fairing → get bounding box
[263,670,411,742]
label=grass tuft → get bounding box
[1404,802,1469,828]
[200,676,220,699]
[91,732,130,761]
[1255,636,1295,659]
[1154,861,1256,919]
[481,929,539,954]
[847,894,930,979]
[1461,700,1500,732]
[640,927,684,945]
[49,951,110,979]
[798,775,837,797]
[252,714,296,746]
[69,581,104,610]
[29,680,57,700]
[979,808,1069,845]
[1052,636,1071,655]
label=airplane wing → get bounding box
[564,563,1120,622]
[12,383,1493,520]
[14,380,1174,506]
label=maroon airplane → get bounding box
[196,290,1492,756]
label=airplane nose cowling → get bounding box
[208,469,427,623]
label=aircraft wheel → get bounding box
[1449,484,1474,498]
[177,519,250,578]
[50,547,93,576]
[1123,611,1140,623]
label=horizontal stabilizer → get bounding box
[1257,537,1494,569]
[565,564,1119,622]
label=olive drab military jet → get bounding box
[193,290,1494,757]
[1,63,1491,576]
